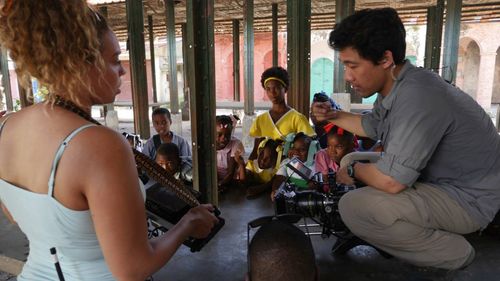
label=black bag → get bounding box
[153,134,161,151]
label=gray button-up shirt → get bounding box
[362,60,500,227]
[142,132,192,164]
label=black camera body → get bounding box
[274,170,356,235]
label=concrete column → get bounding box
[272,3,278,67]
[126,0,150,139]
[148,15,158,104]
[476,52,497,111]
[181,23,191,121]
[286,0,311,117]
[0,48,13,111]
[242,0,256,150]
[232,19,240,102]
[186,0,218,204]
[164,0,179,114]
[424,0,444,72]
[442,0,462,83]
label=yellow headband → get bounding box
[264,77,286,88]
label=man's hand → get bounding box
[336,166,355,186]
[311,101,339,123]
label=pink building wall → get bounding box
[2,32,300,106]
[213,32,287,102]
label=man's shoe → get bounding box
[459,247,475,270]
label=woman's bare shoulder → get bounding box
[70,125,133,161]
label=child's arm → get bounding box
[219,155,239,188]
[234,150,246,182]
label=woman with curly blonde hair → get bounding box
[0,1,218,280]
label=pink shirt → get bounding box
[314,149,340,175]
[216,137,245,180]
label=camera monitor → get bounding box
[286,157,313,180]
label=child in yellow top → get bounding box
[248,66,315,161]
[245,138,281,198]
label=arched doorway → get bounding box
[461,40,481,99]
[310,57,334,101]
[492,46,500,104]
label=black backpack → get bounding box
[153,134,162,151]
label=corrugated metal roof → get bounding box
[87,0,500,40]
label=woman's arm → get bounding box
[76,128,217,280]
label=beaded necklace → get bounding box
[53,95,199,206]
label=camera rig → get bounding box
[274,166,355,238]
[274,159,391,257]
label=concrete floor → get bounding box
[2,184,500,281]
[148,186,500,281]
[1,112,500,281]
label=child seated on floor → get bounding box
[216,115,246,192]
[245,138,281,198]
[143,107,192,163]
[314,125,356,192]
[271,133,318,199]
[155,142,193,186]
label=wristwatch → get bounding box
[347,162,357,178]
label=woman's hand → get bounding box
[336,166,355,186]
[179,204,219,239]
[311,101,339,123]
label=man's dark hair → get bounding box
[260,66,290,89]
[328,7,406,65]
[152,107,172,122]
[249,220,316,281]
[156,143,179,159]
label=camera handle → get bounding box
[184,207,225,252]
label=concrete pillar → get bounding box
[442,0,462,84]
[424,0,444,72]
[272,3,278,67]
[286,0,311,118]
[242,0,256,151]
[496,105,499,132]
[186,0,218,204]
[476,52,497,111]
[126,0,150,139]
[0,48,13,111]
[164,0,179,114]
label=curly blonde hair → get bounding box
[0,0,109,107]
